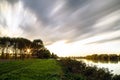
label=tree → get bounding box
[0,37,6,59]
[34,48,51,59]
[32,39,44,58]
[0,37,11,59]
[32,39,44,50]
[17,38,32,59]
[51,53,58,59]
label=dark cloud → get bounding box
[87,36,120,44]
[22,0,57,26]
[6,0,19,4]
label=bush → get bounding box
[59,58,115,80]
[112,75,120,80]
[35,49,51,59]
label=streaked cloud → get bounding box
[0,0,120,56]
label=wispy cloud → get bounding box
[0,0,120,46]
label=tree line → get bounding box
[85,54,120,63]
[0,37,58,59]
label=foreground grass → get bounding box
[0,59,62,80]
[1,58,120,80]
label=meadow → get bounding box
[0,59,62,80]
[0,59,120,80]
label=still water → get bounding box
[77,59,120,75]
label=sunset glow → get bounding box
[46,40,120,57]
[27,48,31,53]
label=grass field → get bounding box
[0,59,63,80]
[1,59,119,80]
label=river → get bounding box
[77,59,120,75]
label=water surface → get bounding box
[77,59,120,75]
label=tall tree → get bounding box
[0,37,11,59]
[32,39,44,57]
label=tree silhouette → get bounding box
[0,37,58,59]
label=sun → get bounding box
[27,48,31,53]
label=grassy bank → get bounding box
[1,59,120,80]
[0,59,62,80]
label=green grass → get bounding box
[0,59,63,80]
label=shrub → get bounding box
[59,58,115,80]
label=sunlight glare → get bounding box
[27,48,31,53]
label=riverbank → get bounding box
[59,58,120,80]
[0,59,120,80]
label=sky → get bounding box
[0,0,120,56]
